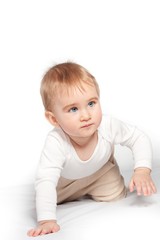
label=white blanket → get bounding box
[1,166,160,240]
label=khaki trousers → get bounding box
[57,155,127,204]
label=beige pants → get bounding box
[57,155,127,204]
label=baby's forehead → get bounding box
[55,83,99,108]
[57,81,96,96]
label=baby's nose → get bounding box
[80,110,91,121]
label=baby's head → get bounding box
[40,62,100,112]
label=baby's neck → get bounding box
[70,131,98,161]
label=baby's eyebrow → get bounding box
[63,103,77,111]
[88,97,99,101]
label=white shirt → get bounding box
[35,115,152,221]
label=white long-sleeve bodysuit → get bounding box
[35,115,152,221]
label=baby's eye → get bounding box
[69,107,78,112]
[88,101,95,107]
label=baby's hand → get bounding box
[129,167,157,196]
[27,220,60,237]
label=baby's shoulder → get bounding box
[98,115,113,140]
[45,127,68,146]
[99,114,125,140]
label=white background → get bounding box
[0,0,160,187]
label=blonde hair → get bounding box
[40,62,100,111]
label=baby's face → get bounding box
[52,82,102,141]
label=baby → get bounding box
[28,62,156,237]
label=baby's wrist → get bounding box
[39,219,57,225]
[134,167,151,174]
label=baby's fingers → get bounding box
[129,179,135,192]
[141,182,150,196]
[27,228,42,237]
[150,181,157,193]
[135,182,142,195]
[27,229,34,237]
[139,180,156,196]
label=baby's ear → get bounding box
[45,111,59,127]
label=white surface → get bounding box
[1,166,160,240]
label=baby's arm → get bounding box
[27,220,60,237]
[108,117,156,196]
[28,133,65,237]
[129,167,157,196]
